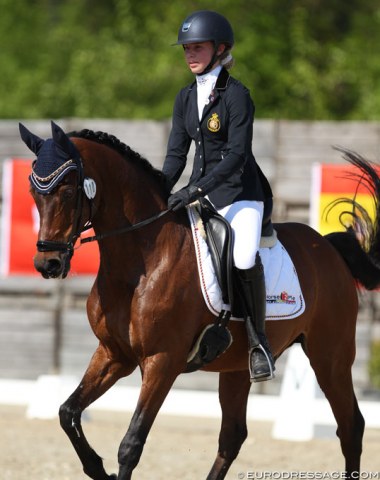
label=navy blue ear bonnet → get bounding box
[19,121,80,194]
[28,138,78,193]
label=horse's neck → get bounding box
[91,157,170,271]
[112,173,165,224]
[91,151,164,222]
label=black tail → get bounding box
[325,147,380,290]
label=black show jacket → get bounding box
[163,68,272,209]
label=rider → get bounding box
[162,10,275,382]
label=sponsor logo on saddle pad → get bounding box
[267,291,296,305]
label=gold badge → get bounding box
[207,113,221,132]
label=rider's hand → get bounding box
[167,185,203,211]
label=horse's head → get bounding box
[19,121,95,279]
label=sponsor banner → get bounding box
[0,158,99,276]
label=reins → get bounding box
[79,209,171,246]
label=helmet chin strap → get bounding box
[197,45,221,75]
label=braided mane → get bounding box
[68,129,168,191]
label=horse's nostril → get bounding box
[46,258,63,275]
[34,253,70,279]
[47,258,62,271]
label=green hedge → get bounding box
[1,0,380,120]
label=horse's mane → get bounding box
[68,129,168,193]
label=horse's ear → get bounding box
[51,121,79,159]
[19,123,45,154]
[51,121,71,154]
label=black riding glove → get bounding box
[168,185,203,211]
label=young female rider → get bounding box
[162,10,275,382]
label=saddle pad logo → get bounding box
[207,113,221,132]
[267,291,296,305]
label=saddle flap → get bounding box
[198,198,234,306]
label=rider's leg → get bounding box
[236,254,275,382]
[217,200,275,382]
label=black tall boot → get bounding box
[237,253,275,382]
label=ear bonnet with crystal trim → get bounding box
[19,121,81,194]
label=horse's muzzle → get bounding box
[33,252,71,279]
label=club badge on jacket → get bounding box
[207,113,221,132]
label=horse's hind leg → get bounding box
[59,343,135,480]
[207,370,251,480]
[306,335,364,477]
[320,371,364,476]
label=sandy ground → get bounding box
[0,404,379,480]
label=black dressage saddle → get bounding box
[185,197,274,373]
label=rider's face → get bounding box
[183,42,224,74]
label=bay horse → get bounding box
[20,121,380,479]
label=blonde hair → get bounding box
[220,50,234,70]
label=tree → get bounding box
[1,0,380,120]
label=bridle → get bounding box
[36,154,170,258]
[36,154,86,260]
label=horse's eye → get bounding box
[62,188,75,200]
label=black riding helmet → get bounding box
[174,10,234,74]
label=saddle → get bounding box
[198,197,274,312]
[185,197,275,373]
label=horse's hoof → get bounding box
[108,475,117,480]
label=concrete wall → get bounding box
[4,118,380,221]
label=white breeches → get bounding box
[217,200,264,270]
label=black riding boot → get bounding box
[237,253,275,383]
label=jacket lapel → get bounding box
[200,68,230,122]
[186,81,199,125]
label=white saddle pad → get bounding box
[187,205,306,321]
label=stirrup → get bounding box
[248,344,275,383]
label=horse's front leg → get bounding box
[59,343,135,480]
[116,353,183,480]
